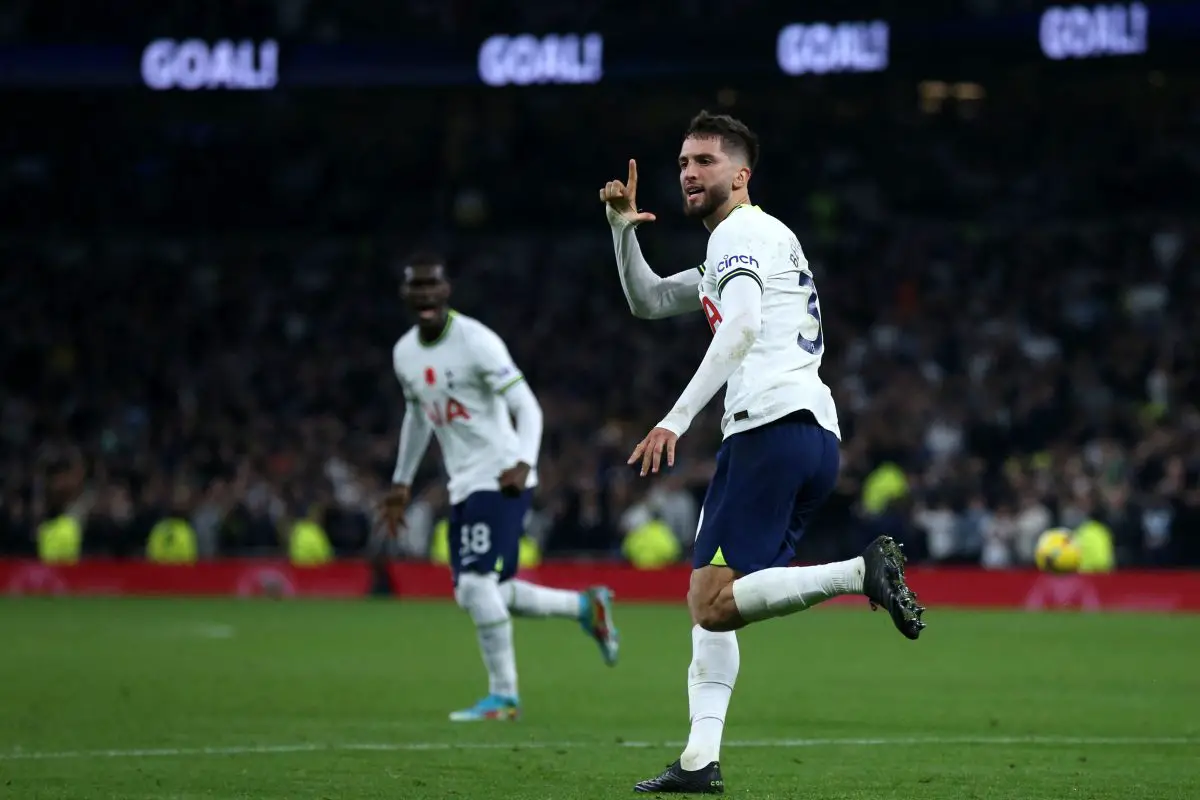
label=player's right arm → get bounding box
[601,159,702,320]
[391,400,433,488]
[383,360,434,533]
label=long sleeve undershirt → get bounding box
[609,209,702,319]
[500,378,543,468]
[392,404,433,485]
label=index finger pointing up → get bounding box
[627,159,638,191]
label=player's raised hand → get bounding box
[600,159,657,226]
[379,484,411,537]
[628,427,678,477]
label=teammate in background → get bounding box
[381,253,620,722]
[600,112,926,793]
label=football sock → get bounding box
[499,579,582,619]
[455,572,518,698]
[680,625,739,771]
[731,557,865,623]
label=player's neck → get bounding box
[417,311,452,345]
[704,193,751,232]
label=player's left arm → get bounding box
[475,328,543,494]
[499,381,543,494]
[629,222,766,475]
[657,276,762,437]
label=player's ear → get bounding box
[733,166,751,190]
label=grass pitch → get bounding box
[1,596,1197,799]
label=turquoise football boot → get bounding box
[448,693,521,722]
[579,586,620,666]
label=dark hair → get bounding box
[404,250,446,271]
[684,110,760,170]
[397,249,448,283]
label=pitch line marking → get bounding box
[0,735,1195,762]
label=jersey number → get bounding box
[796,273,824,355]
[426,398,471,426]
[459,523,491,557]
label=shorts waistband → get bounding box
[734,408,819,429]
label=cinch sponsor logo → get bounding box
[141,38,278,91]
[1039,3,1148,61]
[716,254,758,273]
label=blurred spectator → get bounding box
[0,26,1198,570]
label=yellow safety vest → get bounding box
[146,518,198,564]
[862,462,908,515]
[1075,520,1115,573]
[37,516,82,564]
[622,519,681,570]
[289,520,334,566]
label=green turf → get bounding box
[0,597,1197,799]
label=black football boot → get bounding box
[862,535,926,640]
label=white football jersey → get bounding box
[696,205,841,440]
[392,312,538,504]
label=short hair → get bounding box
[404,250,446,271]
[400,250,447,281]
[684,110,760,171]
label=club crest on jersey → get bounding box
[424,367,436,386]
[716,254,758,273]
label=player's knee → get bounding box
[693,604,739,632]
[689,588,737,631]
[454,571,496,612]
[688,567,739,631]
[689,577,743,632]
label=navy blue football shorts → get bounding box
[448,489,532,584]
[692,409,840,574]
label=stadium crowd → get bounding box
[1,17,1198,569]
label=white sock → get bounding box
[731,557,865,623]
[455,573,519,698]
[476,621,518,698]
[680,625,739,771]
[500,579,582,619]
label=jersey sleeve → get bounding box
[470,325,526,395]
[655,274,762,437]
[392,346,418,404]
[706,214,770,299]
[610,210,703,318]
